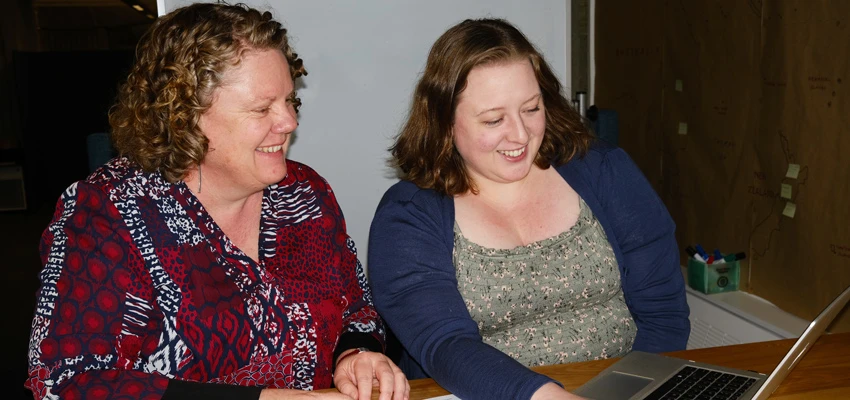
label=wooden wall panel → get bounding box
[595,0,850,332]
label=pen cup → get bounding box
[687,258,740,294]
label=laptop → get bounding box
[574,284,850,400]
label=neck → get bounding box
[464,166,543,210]
[183,166,264,217]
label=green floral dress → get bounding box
[453,198,636,367]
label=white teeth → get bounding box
[498,147,525,157]
[257,145,283,153]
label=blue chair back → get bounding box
[591,108,619,146]
[86,133,116,173]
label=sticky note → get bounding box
[678,122,688,135]
[675,79,683,92]
[782,202,797,218]
[785,164,800,179]
[780,184,792,199]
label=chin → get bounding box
[503,166,534,182]
[263,167,288,185]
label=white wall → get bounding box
[161,0,570,263]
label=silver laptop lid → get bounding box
[750,284,850,399]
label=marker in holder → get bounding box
[687,258,740,294]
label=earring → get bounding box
[197,164,202,193]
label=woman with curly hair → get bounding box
[26,3,407,400]
[368,18,689,400]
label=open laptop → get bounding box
[574,284,850,400]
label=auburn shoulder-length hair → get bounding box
[109,2,306,183]
[392,18,592,196]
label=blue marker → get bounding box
[695,244,709,260]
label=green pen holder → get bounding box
[687,258,740,294]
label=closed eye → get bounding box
[484,118,503,127]
[525,106,541,113]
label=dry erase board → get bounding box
[160,0,570,263]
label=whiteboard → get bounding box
[161,0,570,263]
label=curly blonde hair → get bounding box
[392,18,592,196]
[109,2,307,183]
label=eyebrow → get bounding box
[474,93,541,116]
[250,96,276,104]
[248,89,295,105]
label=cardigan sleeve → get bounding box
[367,183,556,400]
[595,148,690,352]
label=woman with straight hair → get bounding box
[368,18,689,400]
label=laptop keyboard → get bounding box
[643,366,758,400]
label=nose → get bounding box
[272,104,298,135]
[508,113,530,143]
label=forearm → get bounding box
[530,382,587,400]
[336,261,386,365]
[626,210,689,352]
[379,284,554,399]
[162,379,262,400]
[629,262,690,351]
[27,367,170,399]
[426,336,556,400]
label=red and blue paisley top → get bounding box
[26,158,384,399]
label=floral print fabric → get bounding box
[454,199,636,366]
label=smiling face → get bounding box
[197,48,298,195]
[452,59,546,190]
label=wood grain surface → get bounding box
[318,332,850,399]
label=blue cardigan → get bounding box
[368,143,690,400]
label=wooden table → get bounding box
[322,332,850,399]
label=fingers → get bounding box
[373,360,395,400]
[336,352,408,400]
[353,359,375,400]
[334,376,359,400]
[371,356,408,400]
[259,388,354,400]
[390,363,409,400]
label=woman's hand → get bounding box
[259,388,354,399]
[333,349,409,400]
[530,382,588,400]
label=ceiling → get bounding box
[33,0,157,11]
[32,0,158,30]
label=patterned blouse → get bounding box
[454,198,636,367]
[26,158,383,399]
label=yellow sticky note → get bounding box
[780,184,792,199]
[675,79,683,92]
[785,164,800,179]
[678,122,688,135]
[782,202,797,218]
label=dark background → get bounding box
[0,1,155,398]
[2,45,136,400]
